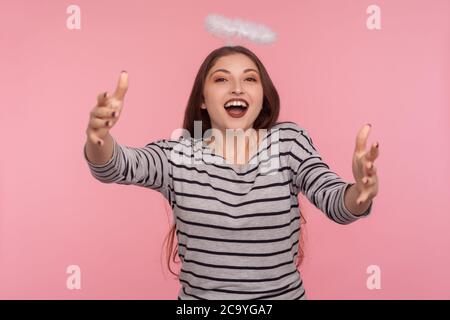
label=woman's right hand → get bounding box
[86,71,129,146]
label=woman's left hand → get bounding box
[352,124,380,205]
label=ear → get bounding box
[201,104,207,109]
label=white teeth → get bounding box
[224,100,248,108]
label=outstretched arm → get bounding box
[289,123,375,224]
[83,71,171,200]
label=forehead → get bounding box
[210,54,258,73]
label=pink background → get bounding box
[1,0,449,299]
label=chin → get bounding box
[223,120,251,131]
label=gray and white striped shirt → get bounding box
[84,121,372,300]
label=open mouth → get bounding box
[224,100,249,118]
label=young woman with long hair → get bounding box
[84,46,379,300]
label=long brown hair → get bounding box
[162,45,307,277]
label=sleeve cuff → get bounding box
[83,138,118,168]
[341,183,373,220]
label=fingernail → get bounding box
[97,141,101,146]
[367,123,372,127]
[103,92,108,98]
[105,121,110,127]
[121,70,127,73]
[112,111,116,118]
[375,142,379,148]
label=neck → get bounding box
[205,128,259,165]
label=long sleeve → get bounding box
[83,137,171,200]
[288,127,372,224]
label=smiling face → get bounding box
[201,53,264,136]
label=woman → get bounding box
[84,46,379,300]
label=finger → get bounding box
[365,141,379,162]
[97,91,109,107]
[88,131,104,147]
[362,175,374,185]
[362,175,378,188]
[91,107,120,119]
[89,117,115,130]
[355,123,371,154]
[364,161,377,176]
[113,71,128,101]
[356,192,369,206]
[371,164,377,176]
[356,189,376,205]
[362,176,370,185]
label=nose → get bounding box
[232,88,243,95]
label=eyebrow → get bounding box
[209,68,259,78]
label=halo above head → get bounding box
[204,14,277,46]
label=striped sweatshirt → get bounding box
[84,121,372,300]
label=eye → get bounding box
[214,77,257,82]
